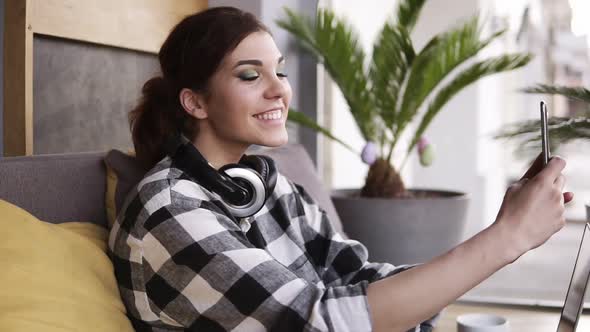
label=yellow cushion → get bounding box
[105,162,119,229]
[104,149,142,229]
[0,200,133,332]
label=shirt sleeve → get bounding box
[138,181,376,332]
[290,182,442,332]
[289,182,413,286]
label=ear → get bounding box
[179,88,208,120]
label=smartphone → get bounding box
[540,101,550,166]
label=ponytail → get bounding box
[129,77,188,170]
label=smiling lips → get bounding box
[253,109,283,120]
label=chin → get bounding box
[259,133,288,148]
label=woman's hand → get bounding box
[492,154,574,260]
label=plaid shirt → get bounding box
[108,156,438,331]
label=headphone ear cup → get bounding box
[218,163,267,218]
[239,155,277,199]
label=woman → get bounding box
[108,6,573,332]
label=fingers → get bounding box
[564,192,574,204]
[547,157,574,204]
[554,174,565,191]
[554,175,572,204]
[536,156,566,183]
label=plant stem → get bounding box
[386,130,401,163]
[385,141,395,164]
[379,130,386,157]
[399,153,410,172]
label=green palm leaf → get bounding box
[395,16,505,147]
[370,21,414,130]
[277,8,377,142]
[278,5,532,174]
[497,83,590,153]
[496,117,590,148]
[287,109,357,153]
[522,84,590,104]
[404,53,532,166]
[396,0,427,31]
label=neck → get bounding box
[192,129,248,170]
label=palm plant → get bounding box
[496,84,590,153]
[277,0,532,198]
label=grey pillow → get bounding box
[104,150,146,225]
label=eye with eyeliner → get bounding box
[237,69,288,81]
[276,67,288,78]
[277,61,288,78]
[234,56,288,81]
[238,69,259,81]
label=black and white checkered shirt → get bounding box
[108,156,437,331]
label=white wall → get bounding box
[407,0,486,238]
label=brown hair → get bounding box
[129,7,270,170]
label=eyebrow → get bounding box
[234,56,285,68]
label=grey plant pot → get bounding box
[332,189,470,266]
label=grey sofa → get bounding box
[0,143,344,235]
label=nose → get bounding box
[263,74,290,100]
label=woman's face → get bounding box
[201,31,292,150]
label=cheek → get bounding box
[209,86,254,123]
[232,87,258,109]
[226,90,258,122]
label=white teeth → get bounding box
[254,110,282,120]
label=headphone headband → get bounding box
[165,133,276,218]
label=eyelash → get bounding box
[240,75,258,81]
[239,71,288,81]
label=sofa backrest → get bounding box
[0,144,345,235]
[0,152,108,225]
